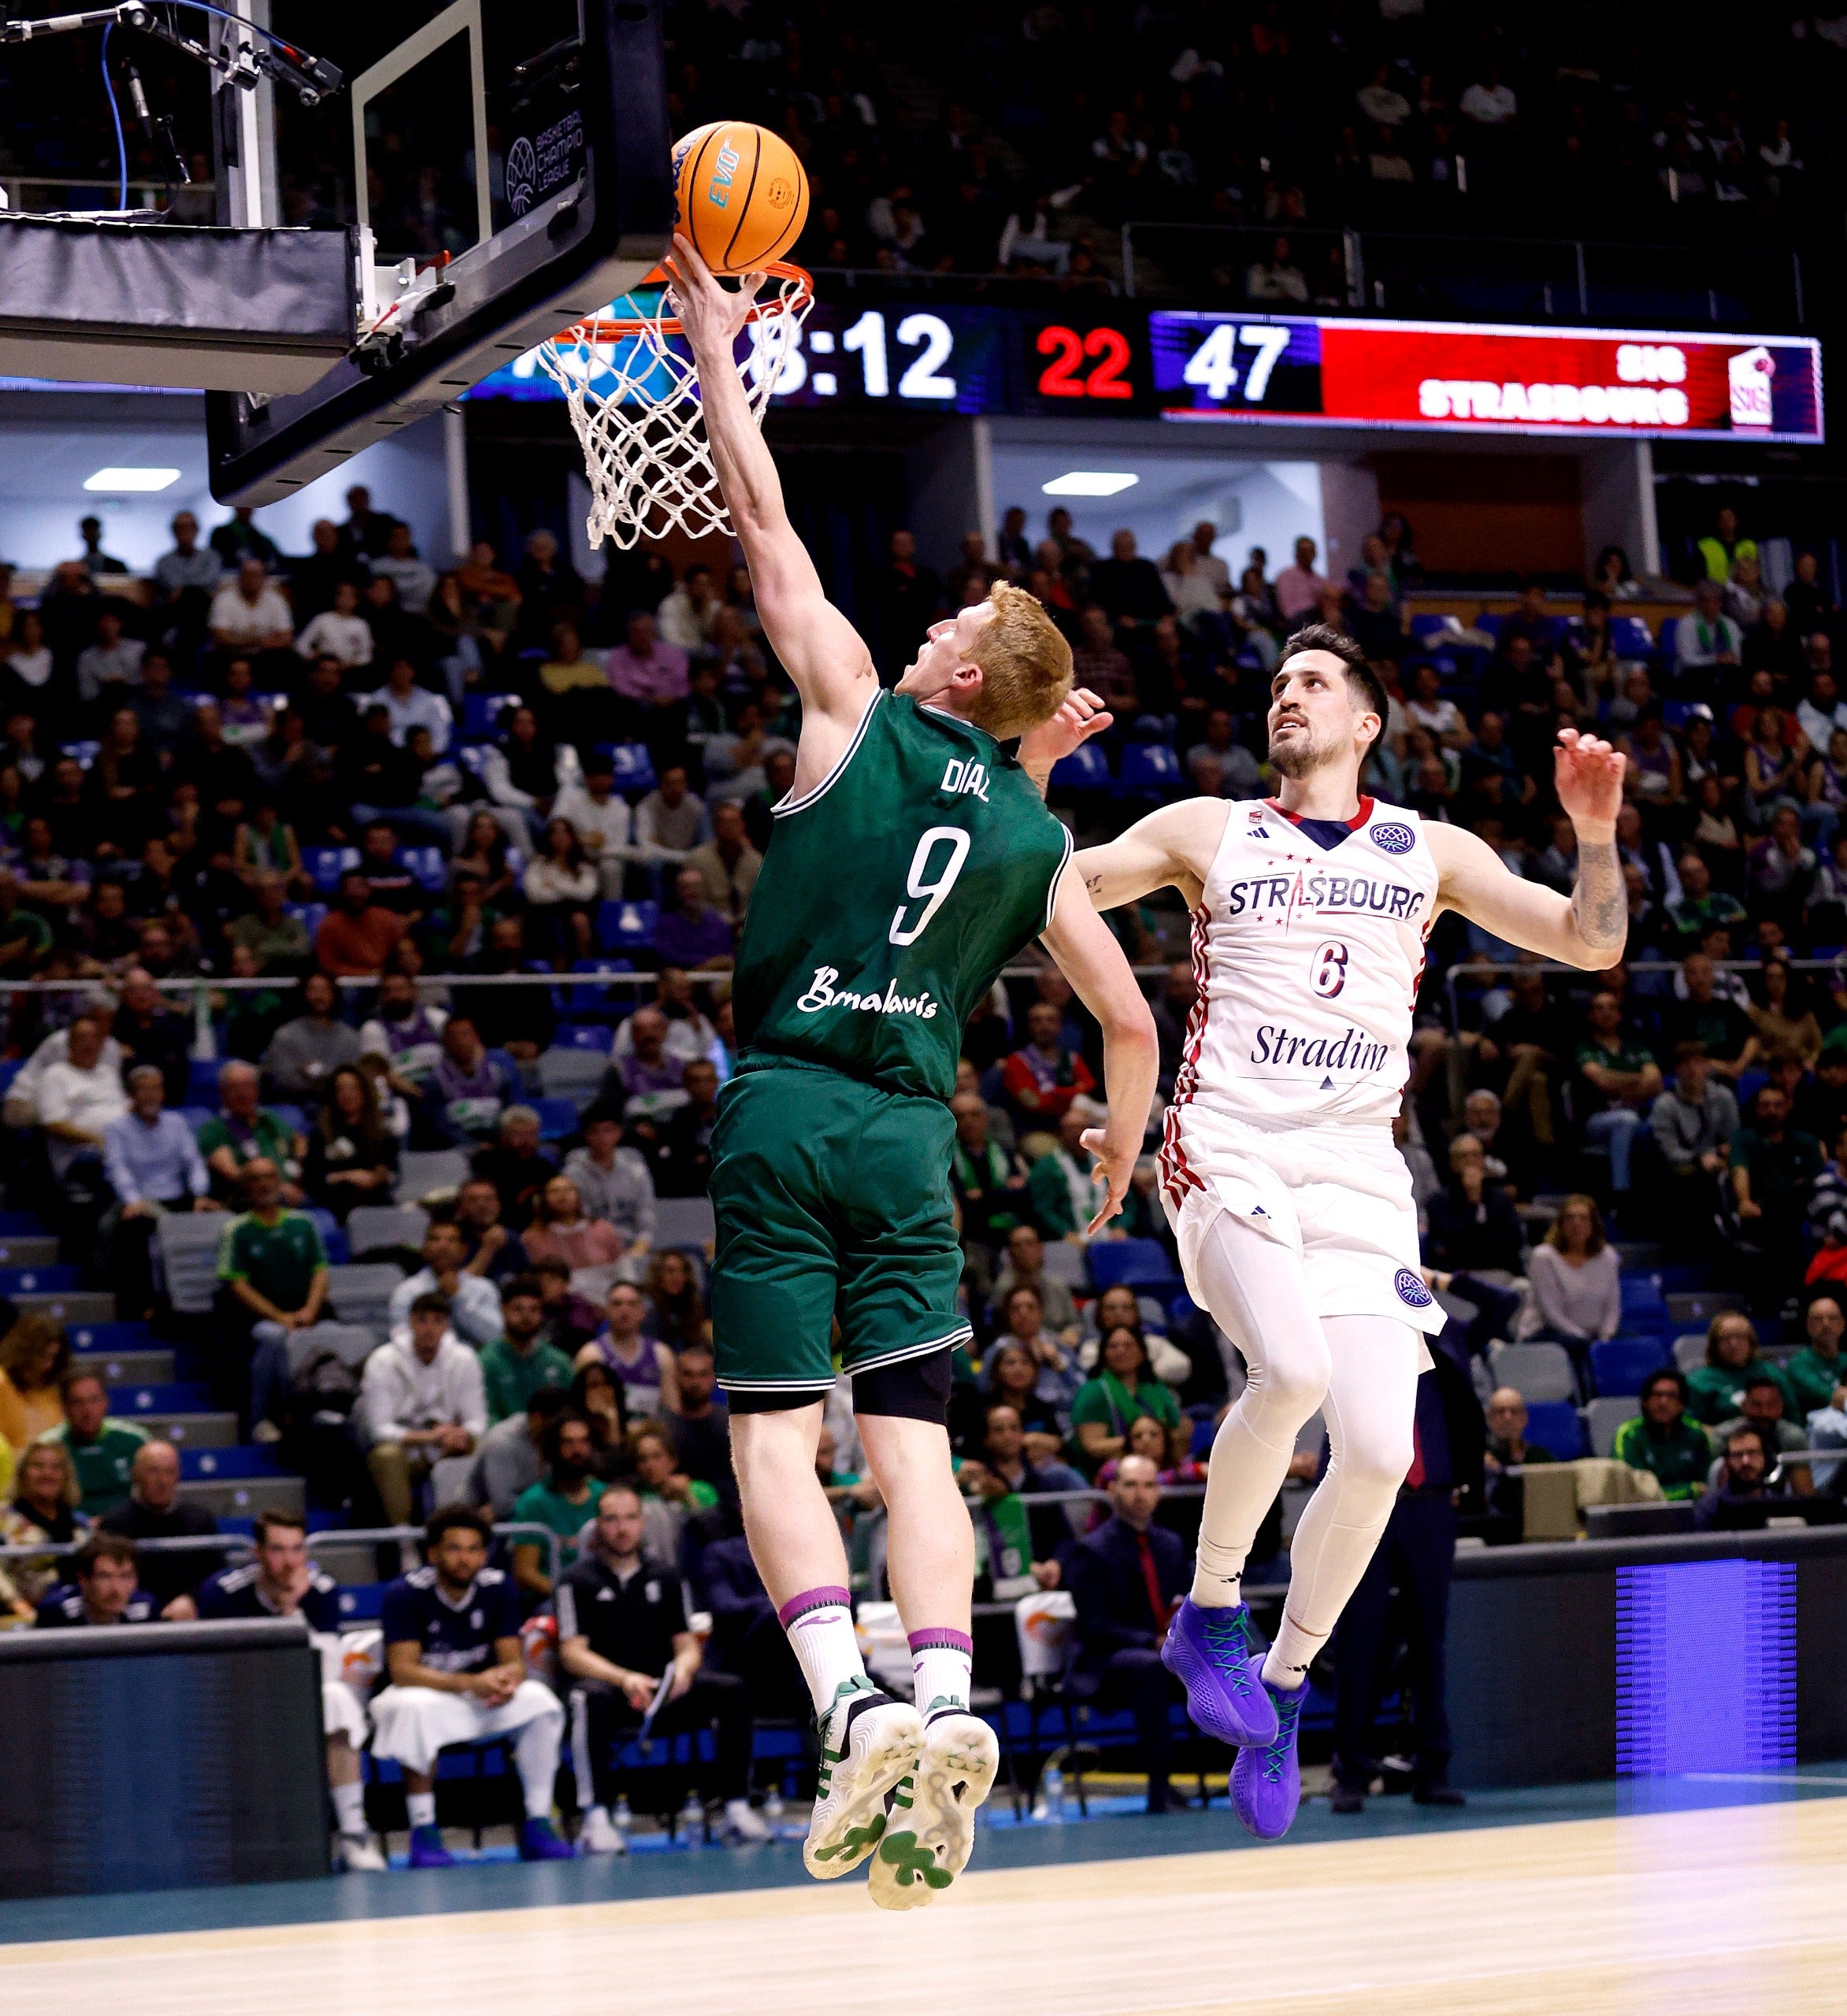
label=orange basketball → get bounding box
[672,120,810,276]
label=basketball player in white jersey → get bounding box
[1050,623,1626,1838]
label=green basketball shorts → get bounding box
[709,1061,972,1398]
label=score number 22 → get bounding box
[1036,324,1133,400]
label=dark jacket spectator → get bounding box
[1422,1136,1523,1273]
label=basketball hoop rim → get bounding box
[551,261,814,345]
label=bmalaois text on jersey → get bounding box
[729,691,1072,1103]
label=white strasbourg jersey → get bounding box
[1167,795,1439,1133]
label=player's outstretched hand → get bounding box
[1081,1125,1134,1235]
[1018,687,1114,787]
[662,234,766,360]
[1554,728,1626,836]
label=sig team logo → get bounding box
[1394,1267,1434,1309]
[1371,821,1415,856]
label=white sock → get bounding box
[908,1631,974,1712]
[406,1792,436,1829]
[780,1586,867,1716]
[330,1779,366,1836]
[1261,1618,1322,1694]
[588,1803,610,1829]
[1189,1551,1242,1610]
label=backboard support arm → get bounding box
[210,0,274,228]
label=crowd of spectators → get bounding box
[2,470,1839,1847]
[13,4,1837,307]
[654,2,1833,281]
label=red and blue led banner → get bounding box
[469,298,1823,443]
[1149,312,1824,443]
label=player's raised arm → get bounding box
[1071,799,1226,914]
[1427,728,1627,970]
[663,236,875,728]
[1039,868,1159,1232]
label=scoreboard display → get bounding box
[1149,313,1823,442]
[474,300,1824,445]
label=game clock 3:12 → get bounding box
[752,304,1158,416]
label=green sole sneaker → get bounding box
[868,1710,1000,1912]
[803,1688,925,1881]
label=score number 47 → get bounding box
[1175,323,1292,403]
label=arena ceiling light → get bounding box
[1040,471,1139,497]
[82,466,184,492]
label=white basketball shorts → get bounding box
[1161,1104,1446,1340]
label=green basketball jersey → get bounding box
[732,690,1073,1102]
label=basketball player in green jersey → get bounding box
[667,237,1158,1907]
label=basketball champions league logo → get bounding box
[506,113,585,218]
[505,137,537,216]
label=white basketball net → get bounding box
[536,269,814,550]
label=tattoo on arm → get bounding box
[1571,837,1626,951]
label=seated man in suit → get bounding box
[1063,1454,1191,1812]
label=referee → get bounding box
[558,1483,769,1852]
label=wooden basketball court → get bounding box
[3,1789,1841,2016]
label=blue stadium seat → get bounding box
[1611,615,1658,662]
[337,1584,388,1621]
[1619,1274,1667,1322]
[187,1058,224,1105]
[69,1321,154,1354]
[310,845,360,891]
[0,1263,78,1293]
[1087,1238,1175,1291]
[532,1096,580,1140]
[597,899,659,953]
[554,1023,613,1051]
[284,902,328,942]
[402,845,447,891]
[1589,1336,1669,1398]
[599,742,658,796]
[270,1105,307,1135]
[1522,1400,1586,1460]
[67,739,101,769]
[0,1211,49,1236]
[180,1446,288,1481]
[458,744,491,781]
[1049,741,1111,791]
[1474,612,1507,642]
[303,1209,350,1265]
[561,959,636,1021]
[462,692,521,741]
[111,1380,214,1414]
[1114,743,1183,797]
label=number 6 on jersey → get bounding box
[1310,939,1349,998]
[888,826,972,946]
